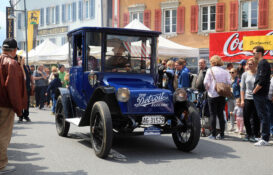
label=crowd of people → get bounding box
[158,46,273,146]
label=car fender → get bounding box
[56,88,75,119]
[79,86,121,126]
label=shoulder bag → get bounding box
[210,68,232,97]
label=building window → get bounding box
[85,0,89,19]
[241,0,258,28]
[90,0,95,19]
[56,6,60,24]
[46,7,50,25]
[67,4,72,22]
[40,8,44,26]
[130,12,143,23]
[164,9,177,33]
[62,4,67,23]
[72,2,76,22]
[51,7,56,24]
[201,5,216,31]
[78,1,83,20]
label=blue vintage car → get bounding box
[55,27,200,158]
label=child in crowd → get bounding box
[45,73,62,114]
[231,98,244,135]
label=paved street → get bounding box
[8,107,273,175]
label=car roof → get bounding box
[67,27,161,37]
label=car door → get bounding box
[69,32,87,109]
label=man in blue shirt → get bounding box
[175,58,190,88]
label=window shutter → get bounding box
[123,12,129,27]
[62,4,66,23]
[46,7,50,25]
[177,6,185,34]
[90,0,95,19]
[78,1,83,20]
[18,13,21,29]
[230,1,238,31]
[40,9,44,26]
[56,6,60,24]
[191,5,198,33]
[216,3,225,32]
[154,9,162,32]
[72,2,76,22]
[258,0,269,29]
[144,10,151,28]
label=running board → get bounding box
[66,118,81,126]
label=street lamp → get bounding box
[8,0,28,65]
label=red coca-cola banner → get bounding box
[209,30,273,62]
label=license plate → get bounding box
[142,115,165,125]
[144,126,161,136]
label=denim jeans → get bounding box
[268,100,273,135]
[253,94,271,141]
[51,93,56,113]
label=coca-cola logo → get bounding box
[223,31,273,57]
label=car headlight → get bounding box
[117,88,130,102]
[174,88,187,102]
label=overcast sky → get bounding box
[0,0,10,46]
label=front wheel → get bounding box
[172,102,201,152]
[55,96,70,137]
[90,101,113,158]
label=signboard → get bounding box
[210,30,273,62]
[243,35,273,51]
[6,7,14,38]
[38,26,68,36]
[27,10,40,51]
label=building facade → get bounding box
[119,0,272,49]
[13,0,113,49]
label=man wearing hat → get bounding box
[237,59,246,79]
[0,38,27,173]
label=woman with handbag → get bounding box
[204,55,231,140]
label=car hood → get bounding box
[103,73,155,89]
[102,74,173,114]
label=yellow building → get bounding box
[118,0,272,49]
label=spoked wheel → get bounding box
[55,96,70,137]
[90,101,113,158]
[172,102,201,152]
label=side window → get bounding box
[68,36,73,67]
[85,32,101,71]
[74,34,83,67]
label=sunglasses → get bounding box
[230,72,235,74]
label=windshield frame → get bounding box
[101,33,157,75]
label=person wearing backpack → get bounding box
[45,73,62,114]
[204,55,231,140]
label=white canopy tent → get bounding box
[23,39,63,64]
[125,19,199,58]
[43,42,69,63]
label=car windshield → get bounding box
[105,34,152,74]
